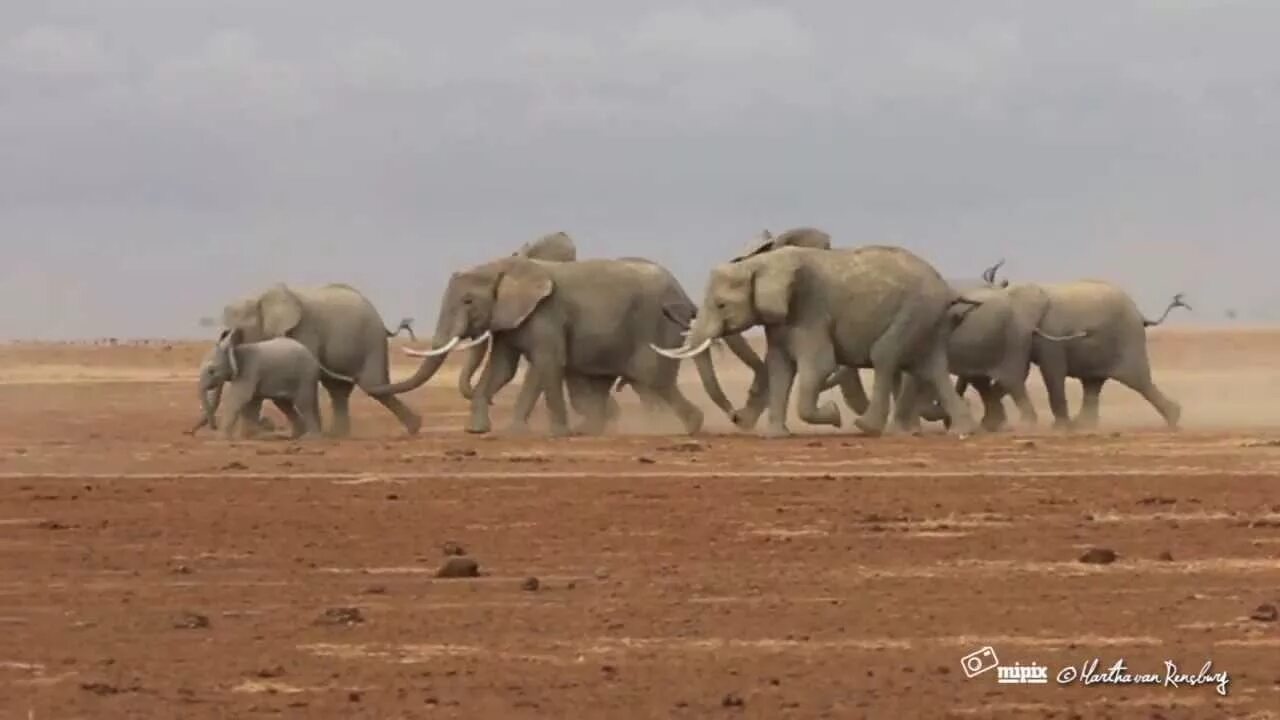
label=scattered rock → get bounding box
[222,461,248,471]
[444,448,477,459]
[1079,548,1118,565]
[636,456,656,464]
[255,666,286,679]
[1138,496,1177,506]
[316,607,365,626]
[441,541,466,557]
[521,577,540,592]
[436,557,480,579]
[348,691,363,702]
[594,568,611,580]
[36,520,74,530]
[80,681,139,696]
[1241,439,1280,448]
[1157,551,1175,562]
[361,585,388,595]
[1249,604,1278,622]
[171,564,193,575]
[385,493,400,501]
[173,612,210,630]
[1015,440,1036,449]
[659,441,705,453]
[722,693,745,708]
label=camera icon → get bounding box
[961,646,1000,678]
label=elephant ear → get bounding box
[731,229,776,263]
[771,227,832,250]
[520,231,577,262]
[259,284,303,337]
[1007,284,1051,330]
[750,258,796,325]
[492,263,554,331]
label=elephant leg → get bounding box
[508,367,544,433]
[567,374,611,435]
[1111,363,1181,430]
[272,398,307,439]
[321,378,353,437]
[835,367,870,415]
[793,342,840,429]
[914,344,978,437]
[854,325,912,436]
[762,332,797,438]
[651,378,705,435]
[1003,379,1039,428]
[967,377,1006,432]
[892,373,924,434]
[471,344,519,434]
[1036,350,1072,430]
[220,386,251,440]
[531,358,571,438]
[731,368,769,431]
[1074,377,1106,430]
[370,393,420,436]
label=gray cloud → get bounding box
[2,0,1278,338]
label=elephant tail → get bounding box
[318,362,357,384]
[1034,328,1089,342]
[386,317,417,341]
[1143,293,1191,327]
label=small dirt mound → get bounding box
[436,557,480,578]
[1079,548,1118,565]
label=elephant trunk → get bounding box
[690,350,734,419]
[456,342,488,400]
[191,383,221,434]
[365,313,488,396]
[651,311,721,359]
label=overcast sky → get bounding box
[2,0,1278,338]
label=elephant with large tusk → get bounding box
[654,245,979,438]
[365,255,745,437]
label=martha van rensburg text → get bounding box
[1055,658,1230,696]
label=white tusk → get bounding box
[403,336,460,357]
[681,338,714,357]
[650,338,713,359]
[453,330,492,351]
[650,343,693,359]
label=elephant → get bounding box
[365,256,742,437]
[187,332,353,439]
[456,231,592,406]
[221,283,421,436]
[907,261,1190,431]
[654,245,980,438]
[677,228,891,431]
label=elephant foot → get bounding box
[801,401,841,428]
[853,415,886,437]
[572,421,607,436]
[465,420,492,435]
[1164,402,1182,430]
[548,424,573,438]
[731,408,761,431]
[761,424,791,439]
[402,415,422,436]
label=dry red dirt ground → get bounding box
[2,331,1279,718]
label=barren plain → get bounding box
[1,329,1279,718]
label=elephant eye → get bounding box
[463,297,473,305]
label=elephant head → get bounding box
[654,251,799,359]
[458,231,578,400]
[732,227,831,262]
[222,284,304,342]
[370,258,554,395]
[191,329,241,433]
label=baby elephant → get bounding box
[188,331,354,439]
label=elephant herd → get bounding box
[195,228,1189,440]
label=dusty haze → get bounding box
[3,1,1280,340]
